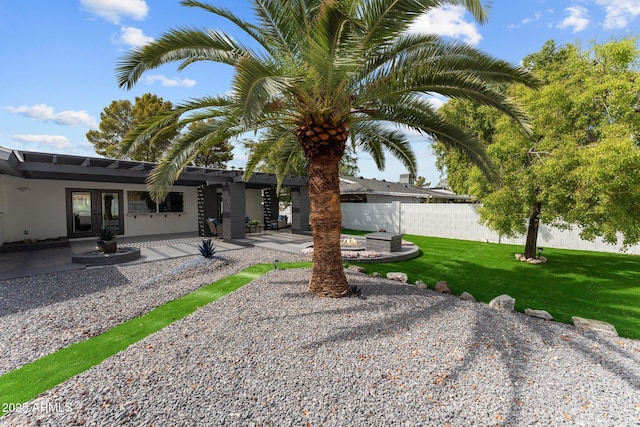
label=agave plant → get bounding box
[116,0,536,297]
[198,238,216,258]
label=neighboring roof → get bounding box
[339,176,473,201]
[0,147,307,188]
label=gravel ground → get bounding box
[1,248,639,426]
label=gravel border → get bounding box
[0,247,304,375]
[1,250,639,426]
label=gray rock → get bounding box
[459,292,476,302]
[372,272,381,278]
[489,294,515,312]
[525,308,553,320]
[415,280,428,289]
[386,272,408,283]
[434,281,451,294]
[572,316,618,336]
[348,265,366,273]
[527,258,545,265]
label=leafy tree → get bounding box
[413,176,429,188]
[87,93,179,162]
[116,0,535,297]
[436,38,640,258]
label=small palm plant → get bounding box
[198,238,216,258]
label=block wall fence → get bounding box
[341,202,640,255]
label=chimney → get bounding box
[399,173,415,185]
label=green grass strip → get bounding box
[0,263,274,416]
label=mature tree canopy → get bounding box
[435,37,640,256]
[87,93,179,162]
[116,0,535,297]
[413,176,429,188]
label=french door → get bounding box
[66,189,124,238]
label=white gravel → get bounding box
[1,248,639,426]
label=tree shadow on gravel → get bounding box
[269,273,640,424]
[0,267,130,317]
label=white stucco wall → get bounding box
[245,189,264,223]
[341,202,640,255]
[0,175,198,243]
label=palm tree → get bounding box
[116,0,536,297]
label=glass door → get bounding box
[101,191,121,234]
[66,189,124,238]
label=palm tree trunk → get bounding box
[298,121,349,297]
[306,151,349,297]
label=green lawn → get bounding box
[346,231,640,340]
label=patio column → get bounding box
[291,186,310,232]
[221,182,246,240]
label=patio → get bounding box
[0,231,418,281]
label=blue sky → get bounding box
[1,0,639,186]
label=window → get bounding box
[159,192,184,213]
[127,191,185,213]
[128,191,156,213]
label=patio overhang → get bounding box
[0,147,308,188]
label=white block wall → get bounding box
[341,202,640,255]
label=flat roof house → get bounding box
[0,146,310,246]
[339,176,473,204]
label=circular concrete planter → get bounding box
[72,247,141,266]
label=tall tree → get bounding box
[116,0,535,297]
[87,93,179,162]
[413,176,429,188]
[435,38,640,257]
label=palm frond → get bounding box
[232,56,295,123]
[351,121,417,175]
[367,95,495,180]
[180,0,268,48]
[359,0,489,47]
[116,28,243,89]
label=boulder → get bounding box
[515,254,525,261]
[386,272,408,283]
[372,272,381,278]
[527,258,546,265]
[415,280,428,289]
[525,308,553,320]
[572,316,618,336]
[434,281,451,294]
[489,294,515,312]
[348,265,366,273]
[459,292,476,302]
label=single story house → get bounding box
[0,146,310,246]
[339,175,473,204]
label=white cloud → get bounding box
[115,26,154,47]
[408,5,482,46]
[5,104,98,128]
[595,0,640,29]
[426,94,448,110]
[557,6,590,32]
[80,0,148,24]
[522,12,544,24]
[142,74,197,88]
[12,135,72,150]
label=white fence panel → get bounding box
[341,202,640,255]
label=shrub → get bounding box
[198,238,216,258]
